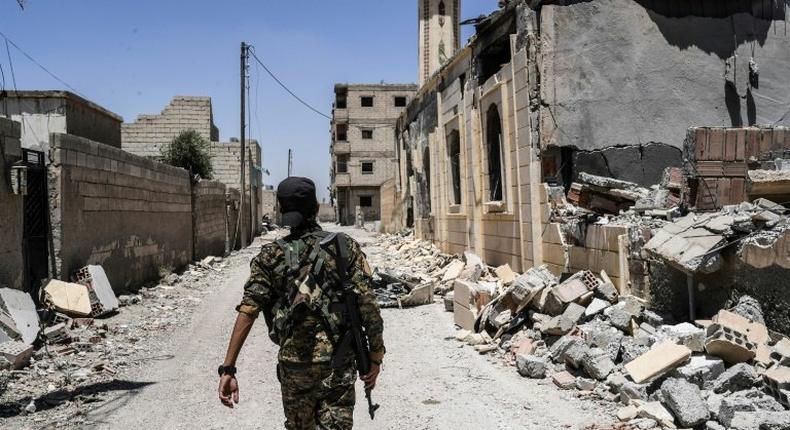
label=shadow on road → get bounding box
[0,379,156,418]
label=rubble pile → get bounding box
[447,263,790,429]
[0,252,249,426]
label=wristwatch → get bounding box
[218,365,237,377]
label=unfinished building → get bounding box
[330,83,417,225]
[120,95,264,244]
[385,0,790,332]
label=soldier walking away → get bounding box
[218,176,386,429]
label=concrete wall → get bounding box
[49,133,193,292]
[121,96,219,158]
[539,0,790,155]
[261,189,278,222]
[4,91,122,152]
[0,118,25,290]
[193,180,227,260]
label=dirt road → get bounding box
[77,226,611,430]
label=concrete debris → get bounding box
[671,354,726,389]
[582,347,616,380]
[712,363,759,394]
[660,378,710,427]
[634,401,676,428]
[625,341,692,384]
[552,371,576,389]
[730,295,766,325]
[44,280,93,318]
[659,322,706,353]
[0,340,34,370]
[516,353,548,379]
[0,287,40,345]
[75,265,119,316]
[717,389,785,428]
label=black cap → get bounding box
[277,177,318,227]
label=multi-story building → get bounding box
[330,83,417,225]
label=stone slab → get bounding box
[624,341,692,384]
[0,288,39,345]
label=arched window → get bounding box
[438,1,446,16]
[448,130,462,205]
[486,104,504,201]
[423,146,432,213]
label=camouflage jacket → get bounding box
[237,223,385,365]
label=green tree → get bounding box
[160,130,214,179]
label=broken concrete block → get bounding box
[494,264,516,284]
[605,304,634,332]
[543,315,574,336]
[729,411,790,430]
[661,322,706,353]
[576,376,596,391]
[0,288,39,345]
[400,283,433,307]
[44,280,93,318]
[75,265,119,316]
[705,322,757,364]
[582,347,615,380]
[492,309,512,329]
[441,260,465,282]
[515,339,536,356]
[562,340,591,369]
[718,389,785,428]
[621,337,650,364]
[0,309,21,343]
[625,341,692,384]
[460,252,484,281]
[552,371,576,389]
[771,338,790,366]
[671,354,726,389]
[562,302,586,324]
[553,277,589,304]
[660,378,710,427]
[453,279,475,308]
[730,295,765,325]
[516,354,548,379]
[712,363,758,394]
[549,335,579,363]
[585,298,610,318]
[617,405,638,421]
[580,319,624,361]
[636,401,676,428]
[595,271,619,303]
[453,302,477,331]
[620,381,649,403]
[0,340,33,369]
[763,366,790,400]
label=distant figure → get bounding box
[218,177,385,429]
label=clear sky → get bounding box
[1,1,498,200]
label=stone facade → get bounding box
[121,96,219,158]
[2,90,122,153]
[387,0,790,283]
[331,83,417,225]
[0,118,24,291]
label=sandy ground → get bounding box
[14,226,615,430]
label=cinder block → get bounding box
[0,341,33,369]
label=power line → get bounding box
[0,30,87,98]
[248,47,332,120]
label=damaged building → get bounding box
[384,0,790,333]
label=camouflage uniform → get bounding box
[237,221,385,430]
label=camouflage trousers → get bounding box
[277,361,357,430]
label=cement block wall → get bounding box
[193,180,227,259]
[0,118,25,291]
[49,133,193,292]
[121,96,218,158]
[4,91,122,152]
[685,126,790,210]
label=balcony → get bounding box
[331,142,351,154]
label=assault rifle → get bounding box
[323,233,381,420]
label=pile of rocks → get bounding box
[448,263,790,429]
[0,249,250,425]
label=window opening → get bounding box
[336,124,348,142]
[361,96,374,107]
[486,104,504,201]
[336,154,349,173]
[394,96,407,107]
[448,130,461,205]
[359,195,373,207]
[361,161,374,174]
[361,129,373,139]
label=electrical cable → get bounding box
[248,47,332,120]
[0,30,87,98]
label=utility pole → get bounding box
[287,149,293,177]
[239,42,249,247]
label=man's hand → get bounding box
[218,374,239,408]
[360,363,380,390]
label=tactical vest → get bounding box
[268,230,350,349]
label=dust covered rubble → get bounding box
[0,247,257,428]
[440,259,790,430]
